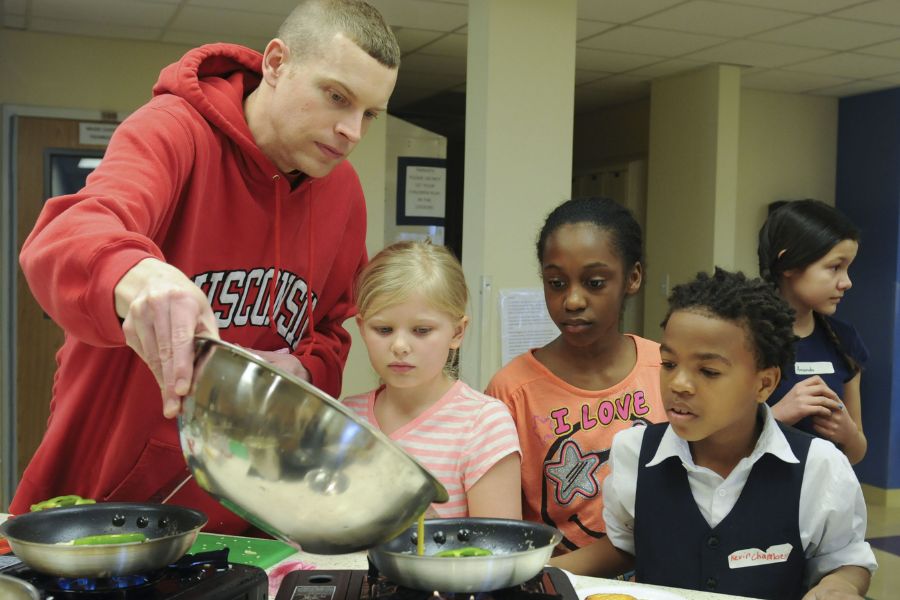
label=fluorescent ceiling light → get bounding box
[77,158,102,169]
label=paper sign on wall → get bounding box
[78,122,118,145]
[396,157,446,226]
[499,289,558,366]
[404,165,445,218]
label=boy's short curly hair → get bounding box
[662,268,797,371]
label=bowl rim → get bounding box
[188,336,450,503]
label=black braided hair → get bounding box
[814,313,859,375]
[757,199,861,375]
[536,197,643,272]
[662,268,797,372]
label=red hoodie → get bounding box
[12,44,367,532]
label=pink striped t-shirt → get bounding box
[342,380,521,518]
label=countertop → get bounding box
[0,514,756,599]
[269,548,760,600]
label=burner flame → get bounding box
[55,573,151,591]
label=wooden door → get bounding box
[15,116,108,479]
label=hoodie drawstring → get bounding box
[269,174,315,357]
[304,182,315,356]
[269,175,282,338]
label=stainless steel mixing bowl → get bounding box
[178,337,448,554]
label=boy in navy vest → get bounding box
[552,268,876,600]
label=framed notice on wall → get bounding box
[397,156,446,226]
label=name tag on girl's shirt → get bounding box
[795,361,834,375]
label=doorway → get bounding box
[3,111,110,507]
[571,160,648,337]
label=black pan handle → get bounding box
[172,548,229,572]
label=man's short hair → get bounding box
[278,0,401,68]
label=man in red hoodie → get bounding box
[13,0,399,534]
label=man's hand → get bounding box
[771,376,843,425]
[250,348,311,382]
[116,258,219,418]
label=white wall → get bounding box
[735,89,839,276]
[0,29,193,112]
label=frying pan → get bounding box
[0,503,206,578]
[368,518,562,592]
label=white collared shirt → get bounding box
[602,404,877,587]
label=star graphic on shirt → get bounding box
[545,440,601,505]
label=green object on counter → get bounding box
[434,546,493,557]
[30,495,96,512]
[71,533,147,546]
[189,533,296,569]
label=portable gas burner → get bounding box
[0,549,267,599]
[274,565,577,600]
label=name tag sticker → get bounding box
[728,543,793,569]
[795,361,835,375]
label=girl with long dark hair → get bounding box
[758,199,868,464]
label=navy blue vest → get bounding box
[633,421,812,600]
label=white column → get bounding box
[461,0,577,388]
[643,65,741,336]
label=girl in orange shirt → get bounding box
[486,197,666,553]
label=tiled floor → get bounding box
[865,503,900,600]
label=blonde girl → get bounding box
[343,240,522,519]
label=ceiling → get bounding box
[6,0,900,114]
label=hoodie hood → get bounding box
[153,43,271,174]
[153,43,317,350]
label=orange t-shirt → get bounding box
[485,334,665,552]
